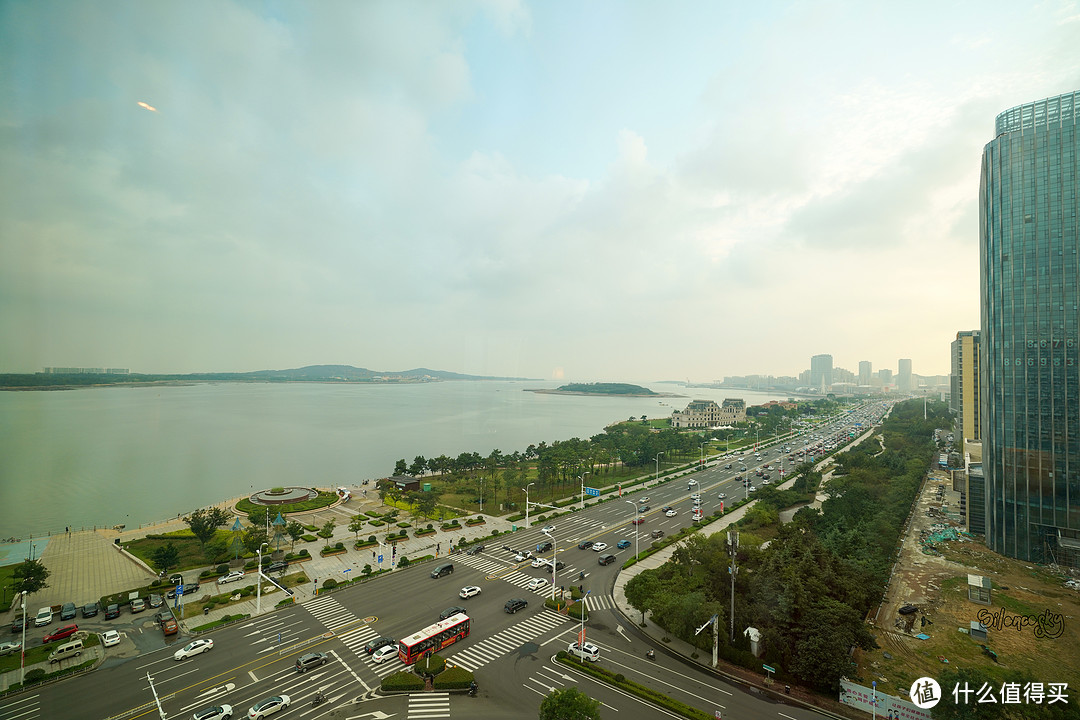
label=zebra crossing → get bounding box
[583,594,615,611]
[334,625,411,678]
[443,609,569,671]
[304,594,358,630]
[408,692,450,719]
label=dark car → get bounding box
[638,505,650,513]
[147,594,163,609]
[42,624,78,643]
[166,581,201,599]
[439,606,467,620]
[104,604,120,620]
[364,637,396,654]
[536,541,552,553]
[295,652,329,673]
[154,610,173,626]
[577,540,593,550]
[81,603,99,619]
[597,554,616,566]
[650,530,665,539]
[11,615,28,633]
[266,560,289,573]
[504,598,528,614]
[59,603,77,621]
[465,544,485,555]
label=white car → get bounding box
[0,640,22,656]
[541,525,555,533]
[514,551,533,562]
[101,630,121,648]
[174,638,214,660]
[639,497,650,503]
[34,607,52,626]
[527,577,548,591]
[193,705,233,720]
[459,586,482,599]
[690,493,701,500]
[218,570,245,584]
[591,542,608,552]
[718,493,726,499]
[372,644,397,663]
[247,695,290,719]
[748,486,757,493]
[665,509,677,517]
[567,641,601,662]
[531,557,548,568]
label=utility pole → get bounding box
[695,614,720,668]
[727,531,739,642]
[146,672,167,719]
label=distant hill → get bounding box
[0,365,534,389]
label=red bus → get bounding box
[398,613,471,665]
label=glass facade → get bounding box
[980,90,1080,566]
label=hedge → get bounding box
[433,666,473,689]
[557,654,715,720]
[382,671,425,691]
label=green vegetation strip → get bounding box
[556,653,714,720]
[235,492,338,515]
[191,613,251,632]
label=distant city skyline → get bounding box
[3,3,1078,380]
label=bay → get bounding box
[0,380,788,538]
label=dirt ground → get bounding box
[855,468,1080,699]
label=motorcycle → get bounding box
[468,682,478,697]
[312,692,327,707]
[646,649,656,660]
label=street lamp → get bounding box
[579,472,591,511]
[625,500,639,562]
[654,452,664,484]
[522,482,535,528]
[19,590,27,685]
[699,442,707,469]
[257,542,269,613]
[542,528,557,603]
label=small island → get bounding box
[528,382,683,398]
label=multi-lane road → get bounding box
[3,402,890,720]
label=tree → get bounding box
[151,542,181,574]
[624,571,663,625]
[408,455,427,477]
[394,459,408,476]
[12,558,50,595]
[318,519,336,539]
[242,527,269,555]
[184,507,231,549]
[413,491,439,520]
[285,521,305,546]
[348,515,365,539]
[538,687,602,720]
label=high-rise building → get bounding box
[878,368,893,385]
[809,354,833,391]
[858,361,872,386]
[897,359,913,393]
[980,90,1080,567]
[950,331,981,451]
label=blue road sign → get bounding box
[585,487,600,497]
[378,554,383,564]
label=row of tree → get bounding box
[624,399,950,691]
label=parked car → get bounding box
[60,602,78,621]
[130,598,146,613]
[616,540,631,549]
[265,561,289,573]
[0,641,21,657]
[439,606,467,620]
[101,630,121,648]
[219,570,245,584]
[459,586,482,599]
[247,695,290,719]
[174,638,214,660]
[104,604,120,620]
[10,615,27,633]
[166,582,201,599]
[504,598,528,614]
[364,637,395,654]
[34,607,53,627]
[161,617,179,636]
[43,624,79,644]
[147,594,163,609]
[294,652,328,673]
[81,603,99,619]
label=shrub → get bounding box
[24,668,46,684]
[362,564,372,575]
[216,564,229,574]
[322,579,338,590]
[413,653,446,674]
[298,549,309,557]
[432,666,473,690]
[427,524,433,530]
[398,556,410,568]
[368,535,377,543]
[150,579,161,587]
[335,542,344,550]
[382,671,424,691]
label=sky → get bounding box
[2,1,1079,383]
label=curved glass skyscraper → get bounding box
[980,90,1080,566]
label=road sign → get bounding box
[585,487,600,497]
[763,664,776,673]
[377,554,383,564]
